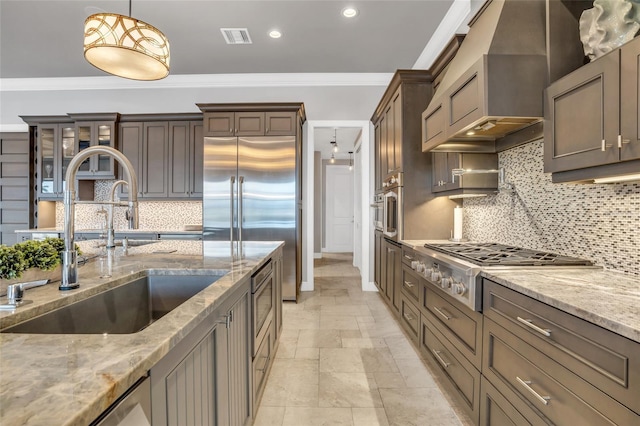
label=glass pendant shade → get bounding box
[84,13,170,80]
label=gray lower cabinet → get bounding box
[482,279,640,425]
[150,281,251,426]
[382,239,401,313]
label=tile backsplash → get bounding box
[55,181,202,231]
[462,140,639,276]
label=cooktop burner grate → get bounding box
[424,242,593,267]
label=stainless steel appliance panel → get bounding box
[203,136,298,301]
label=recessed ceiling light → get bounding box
[269,30,282,39]
[342,7,358,18]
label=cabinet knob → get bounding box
[601,139,612,151]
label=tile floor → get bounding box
[253,253,468,426]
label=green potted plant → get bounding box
[0,238,81,284]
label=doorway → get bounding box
[324,164,353,253]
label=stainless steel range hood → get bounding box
[422,0,547,152]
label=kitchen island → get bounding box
[0,240,283,426]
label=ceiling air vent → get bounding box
[220,28,252,45]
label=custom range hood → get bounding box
[422,0,547,153]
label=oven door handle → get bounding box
[383,191,397,238]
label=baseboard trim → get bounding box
[362,281,378,292]
[314,253,322,259]
[300,280,314,292]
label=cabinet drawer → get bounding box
[422,286,482,368]
[483,318,639,426]
[421,316,480,423]
[253,322,273,409]
[401,264,420,304]
[480,376,548,426]
[483,279,640,414]
[401,246,417,267]
[399,295,420,344]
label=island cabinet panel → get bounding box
[151,281,251,426]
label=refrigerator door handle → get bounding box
[238,176,244,244]
[230,176,236,243]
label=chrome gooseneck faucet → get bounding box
[61,146,139,290]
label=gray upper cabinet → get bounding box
[69,113,119,180]
[203,111,297,137]
[168,121,203,198]
[545,35,640,180]
[119,117,203,200]
[432,152,498,195]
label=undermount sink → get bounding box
[1,273,228,334]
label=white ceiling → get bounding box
[0,0,454,78]
[0,1,473,154]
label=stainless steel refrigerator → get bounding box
[203,136,299,301]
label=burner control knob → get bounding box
[452,282,467,296]
[431,270,442,284]
[410,260,419,270]
[441,277,453,289]
[390,177,396,184]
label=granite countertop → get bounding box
[14,227,202,235]
[0,240,283,426]
[401,240,640,344]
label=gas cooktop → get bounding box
[423,242,593,267]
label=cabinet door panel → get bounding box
[431,152,448,192]
[374,124,382,191]
[169,121,190,197]
[191,122,204,197]
[235,112,265,136]
[143,122,169,197]
[204,112,234,136]
[544,52,620,172]
[391,90,402,173]
[265,111,296,135]
[118,122,143,198]
[621,36,640,161]
[422,102,446,152]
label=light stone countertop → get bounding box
[0,240,283,426]
[481,268,640,343]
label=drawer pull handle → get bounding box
[403,312,415,322]
[404,280,415,288]
[432,349,450,368]
[433,306,452,321]
[404,255,414,261]
[517,316,551,337]
[516,376,551,406]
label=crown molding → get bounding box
[412,0,471,70]
[0,73,394,92]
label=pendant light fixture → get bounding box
[348,151,354,171]
[330,129,339,153]
[330,153,336,164]
[84,0,170,80]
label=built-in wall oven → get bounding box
[251,260,273,357]
[371,193,384,231]
[382,172,403,241]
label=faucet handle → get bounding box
[6,284,24,304]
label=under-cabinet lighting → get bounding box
[448,194,489,200]
[593,173,640,184]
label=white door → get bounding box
[325,165,354,252]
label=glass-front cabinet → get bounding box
[70,113,119,179]
[37,122,76,199]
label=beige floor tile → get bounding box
[372,372,407,389]
[253,406,286,426]
[295,347,320,360]
[352,407,390,426]
[258,253,463,426]
[341,337,387,348]
[282,407,354,426]
[394,357,439,388]
[319,372,382,408]
[319,347,399,374]
[297,329,343,348]
[319,315,360,330]
[379,388,463,426]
